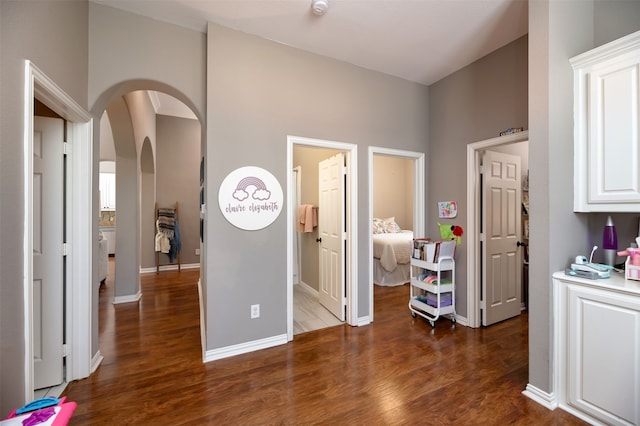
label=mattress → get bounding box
[373,258,410,286]
[373,230,413,286]
[372,230,413,272]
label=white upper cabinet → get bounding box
[571,31,640,212]
[99,172,116,210]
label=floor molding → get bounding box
[296,281,318,297]
[113,290,142,304]
[90,350,104,374]
[140,263,200,274]
[523,384,557,409]
[204,334,288,362]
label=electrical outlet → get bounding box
[250,304,260,319]
[195,248,200,255]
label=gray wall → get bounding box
[156,115,201,266]
[428,35,529,316]
[0,0,88,414]
[107,96,140,299]
[206,22,430,349]
[140,138,156,269]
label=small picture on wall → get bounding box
[438,201,457,218]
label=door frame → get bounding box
[367,147,425,322]
[23,61,93,400]
[291,166,302,285]
[466,130,528,328]
[286,135,358,342]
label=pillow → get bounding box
[382,217,401,233]
[372,218,386,234]
[373,217,401,233]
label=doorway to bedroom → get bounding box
[368,148,425,322]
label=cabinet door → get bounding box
[587,60,640,205]
[572,32,640,212]
[99,172,116,209]
[567,285,640,425]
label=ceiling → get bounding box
[93,0,528,86]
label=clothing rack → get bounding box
[155,202,181,273]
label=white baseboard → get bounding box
[140,263,200,274]
[523,383,558,409]
[296,280,318,297]
[197,278,207,360]
[90,350,104,374]
[113,290,142,304]
[203,334,288,362]
[453,314,469,327]
[356,316,371,326]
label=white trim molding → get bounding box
[113,290,143,305]
[90,351,104,374]
[204,334,288,362]
[523,384,558,410]
[140,263,200,274]
[23,61,93,403]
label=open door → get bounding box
[481,150,522,326]
[33,116,65,389]
[318,153,346,321]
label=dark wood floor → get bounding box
[63,261,585,425]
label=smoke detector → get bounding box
[311,0,329,16]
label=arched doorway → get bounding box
[94,86,203,364]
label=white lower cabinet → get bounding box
[553,272,640,425]
[100,228,116,255]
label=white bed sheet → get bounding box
[372,230,413,272]
[373,258,410,286]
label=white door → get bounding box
[292,168,300,285]
[318,153,345,321]
[33,116,65,389]
[482,150,522,326]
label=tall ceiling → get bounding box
[92,0,528,86]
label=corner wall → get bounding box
[527,0,640,397]
[428,35,529,317]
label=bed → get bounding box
[372,218,413,286]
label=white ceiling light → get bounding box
[311,0,329,16]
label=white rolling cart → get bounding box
[408,241,456,327]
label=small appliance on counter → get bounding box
[566,246,613,279]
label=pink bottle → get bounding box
[617,248,640,266]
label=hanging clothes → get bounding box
[168,218,182,262]
[155,220,170,254]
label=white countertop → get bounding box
[554,269,640,296]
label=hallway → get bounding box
[62,263,584,424]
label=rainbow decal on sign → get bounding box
[232,176,271,201]
[219,166,283,231]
